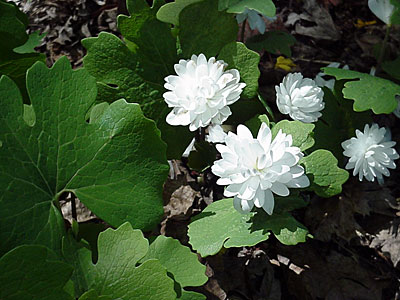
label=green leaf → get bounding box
[390,0,400,25]
[312,85,372,165]
[0,53,45,102]
[218,0,276,17]
[156,0,203,25]
[0,245,73,300]
[62,234,91,298]
[13,31,46,54]
[77,223,176,299]
[273,194,307,213]
[141,235,207,288]
[322,67,400,114]
[78,290,112,300]
[117,0,177,85]
[179,0,238,58]
[219,42,260,99]
[188,198,309,256]
[0,2,45,102]
[246,30,296,57]
[23,104,35,126]
[180,291,207,300]
[0,57,168,255]
[251,210,309,245]
[382,56,400,80]
[188,199,270,257]
[301,149,349,198]
[0,1,27,52]
[82,32,192,159]
[271,120,315,151]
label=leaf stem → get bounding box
[240,19,247,42]
[71,193,77,221]
[376,25,391,74]
[257,93,275,121]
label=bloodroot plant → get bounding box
[1,0,400,299]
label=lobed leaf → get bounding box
[76,223,177,299]
[141,235,207,291]
[13,31,46,54]
[301,149,349,198]
[322,67,400,114]
[188,198,309,257]
[0,245,73,300]
[0,1,45,102]
[156,0,203,25]
[82,32,191,159]
[271,120,315,151]
[179,0,238,58]
[219,42,260,99]
[0,57,169,255]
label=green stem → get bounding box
[71,193,77,221]
[240,19,247,42]
[376,25,391,74]
[257,93,275,121]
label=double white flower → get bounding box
[275,73,325,123]
[342,124,399,183]
[163,54,246,132]
[212,123,310,214]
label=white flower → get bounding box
[164,54,246,131]
[206,124,227,143]
[236,8,266,34]
[368,0,395,25]
[212,123,310,214]
[342,124,399,183]
[275,72,325,123]
[314,62,349,90]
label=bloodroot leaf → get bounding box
[156,0,203,25]
[188,198,270,257]
[322,67,400,114]
[77,223,176,300]
[141,235,207,288]
[0,245,73,300]
[179,0,238,58]
[219,42,260,99]
[301,149,349,198]
[0,57,169,255]
[188,199,310,257]
[271,120,315,151]
[0,1,45,102]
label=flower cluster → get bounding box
[211,123,309,214]
[275,73,325,123]
[342,124,399,183]
[163,52,399,215]
[163,54,245,132]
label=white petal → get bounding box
[262,189,275,215]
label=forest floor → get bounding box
[15,0,400,299]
